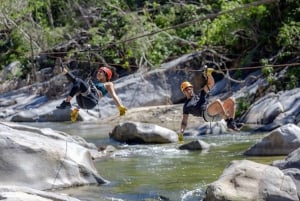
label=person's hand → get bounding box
[206,68,214,76]
[70,108,79,123]
[118,105,127,116]
[178,132,184,142]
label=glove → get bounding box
[178,132,184,142]
[206,68,214,76]
[118,105,127,116]
[70,108,79,123]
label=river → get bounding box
[23,122,284,201]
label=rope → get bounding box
[176,62,300,84]
[51,135,68,190]
[36,0,279,55]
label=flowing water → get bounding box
[23,122,284,201]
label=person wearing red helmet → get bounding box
[178,67,243,140]
[56,66,127,116]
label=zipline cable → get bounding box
[37,0,280,56]
[176,62,300,83]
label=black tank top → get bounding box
[183,90,208,116]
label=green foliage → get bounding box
[261,62,275,85]
[0,0,299,83]
[236,97,251,118]
[199,0,270,52]
[285,67,300,89]
[0,30,30,75]
[277,21,300,49]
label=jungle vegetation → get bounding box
[0,0,299,88]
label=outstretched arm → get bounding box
[180,114,189,133]
[105,82,122,107]
[105,82,127,116]
[203,69,215,93]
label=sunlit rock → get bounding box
[244,123,300,156]
[243,88,300,131]
[0,186,80,201]
[0,122,108,190]
[110,121,178,144]
[204,159,298,201]
[272,147,300,198]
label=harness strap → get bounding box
[81,87,91,96]
[201,106,209,122]
[85,79,101,99]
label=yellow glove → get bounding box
[118,105,127,116]
[70,108,79,123]
[178,132,184,142]
[206,68,214,76]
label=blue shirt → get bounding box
[93,81,108,96]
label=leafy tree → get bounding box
[0,0,298,86]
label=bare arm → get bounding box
[181,114,189,133]
[203,74,214,93]
[105,82,123,107]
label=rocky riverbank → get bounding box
[0,53,300,200]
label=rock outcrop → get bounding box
[204,159,298,201]
[244,123,300,156]
[0,122,107,190]
[110,121,178,144]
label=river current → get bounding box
[22,122,283,201]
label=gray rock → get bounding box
[243,88,300,130]
[109,121,178,144]
[0,122,107,190]
[204,159,298,201]
[272,147,300,169]
[244,124,300,156]
[179,140,210,150]
[0,186,80,201]
[282,168,300,199]
[272,148,300,198]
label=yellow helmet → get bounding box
[181,81,193,92]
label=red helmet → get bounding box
[98,67,112,81]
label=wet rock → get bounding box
[110,121,178,144]
[179,140,211,151]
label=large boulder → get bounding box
[0,122,107,190]
[242,88,300,131]
[109,121,178,144]
[244,124,300,156]
[204,159,298,201]
[0,186,80,201]
[272,148,300,198]
[273,147,300,169]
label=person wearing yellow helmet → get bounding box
[179,67,243,137]
[56,66,127,116]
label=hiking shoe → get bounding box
[56,100,71,109]
[226,118,240,131]
[236,122,244,129]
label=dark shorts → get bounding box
[76,93,98,109]
[67,74,99,109]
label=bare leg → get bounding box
[206,97,242,131]
[206,99,229,119]
[222,97,235,119]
